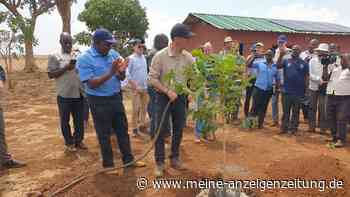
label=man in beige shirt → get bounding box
[148,23,194,177]
[48,33,86,152]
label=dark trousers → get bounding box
[249,87,273,128]
[0,107,11,165]
[148,87,171,137]
[57,96,84,146]
[88,94,134,168]
[152,93,187,165]
[83,97,90,122]
[308,90,328,131]
[244,79,256,117]
[327,95,350,143]
[281,93,302,132]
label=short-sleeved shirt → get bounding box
[148,46,194,88]
[327,64,350,96]
[77,48,121,96]
[127,53,148,90]
[252,61,280,91]
[282,57,309,96]
[48,51,81,98]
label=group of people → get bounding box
[242,35,350,149]
[0,22,349,178]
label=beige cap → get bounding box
[224,36,233,43]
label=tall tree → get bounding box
[0,0,56,72]
[76,0,149,56]
[55,0,74,34]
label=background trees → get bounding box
[0,0,56,72]
[76,0,149,56]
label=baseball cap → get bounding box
[277,34,288,44]
[255,42,264,47]
[224,36,233,43]
[170,23,194,39]
[93,28,117,44]
[128,38,145,46]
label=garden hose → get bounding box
[48,101,171,197]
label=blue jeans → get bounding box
[272,92,280,123]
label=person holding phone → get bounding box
[77,29,146,171]
[247,46,280,129]
[244,42,264,118]
[48,33,86,152]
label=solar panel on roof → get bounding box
[270,19,350,33]
[186,13,350,35]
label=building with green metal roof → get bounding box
[183,13,350,54]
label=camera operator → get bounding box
[308,43,329,133]
[326,54,350,148]
[244,42,264,118]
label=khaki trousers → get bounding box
[132,90,149,129]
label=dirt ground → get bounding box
[1,72,350,197]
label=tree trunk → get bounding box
[56,0,72,34]
[22,19,38,73]
[23,37,38,73]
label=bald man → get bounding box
[48,33,86,152]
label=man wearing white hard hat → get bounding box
[308,43,330,133]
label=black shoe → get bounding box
[290,130,298,135]
[76,142,88,150]
[279,130,288,135]
[132,128,139,137]
[2,159,26,169]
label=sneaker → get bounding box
[334,140,345,148]
[2,159,26,169]
[65,145,77,152]
[76,142,88,150]
[271,121,279,127]
[325,137,337,143]
[102,167,119,175]
[155,164,165,177]
[130,161,146,168]
[170,159,186,170]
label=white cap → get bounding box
[224,36,233,43]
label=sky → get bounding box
[4,0,350,54]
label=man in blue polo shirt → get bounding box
[247,48,280,129]
[76,29,145,171]
[277,45,309,134]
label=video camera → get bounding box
[320,54,338,66]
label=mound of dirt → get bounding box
[263,154,349,197]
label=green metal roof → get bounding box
[184,13,350,35]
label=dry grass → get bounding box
[0,56,48,72]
